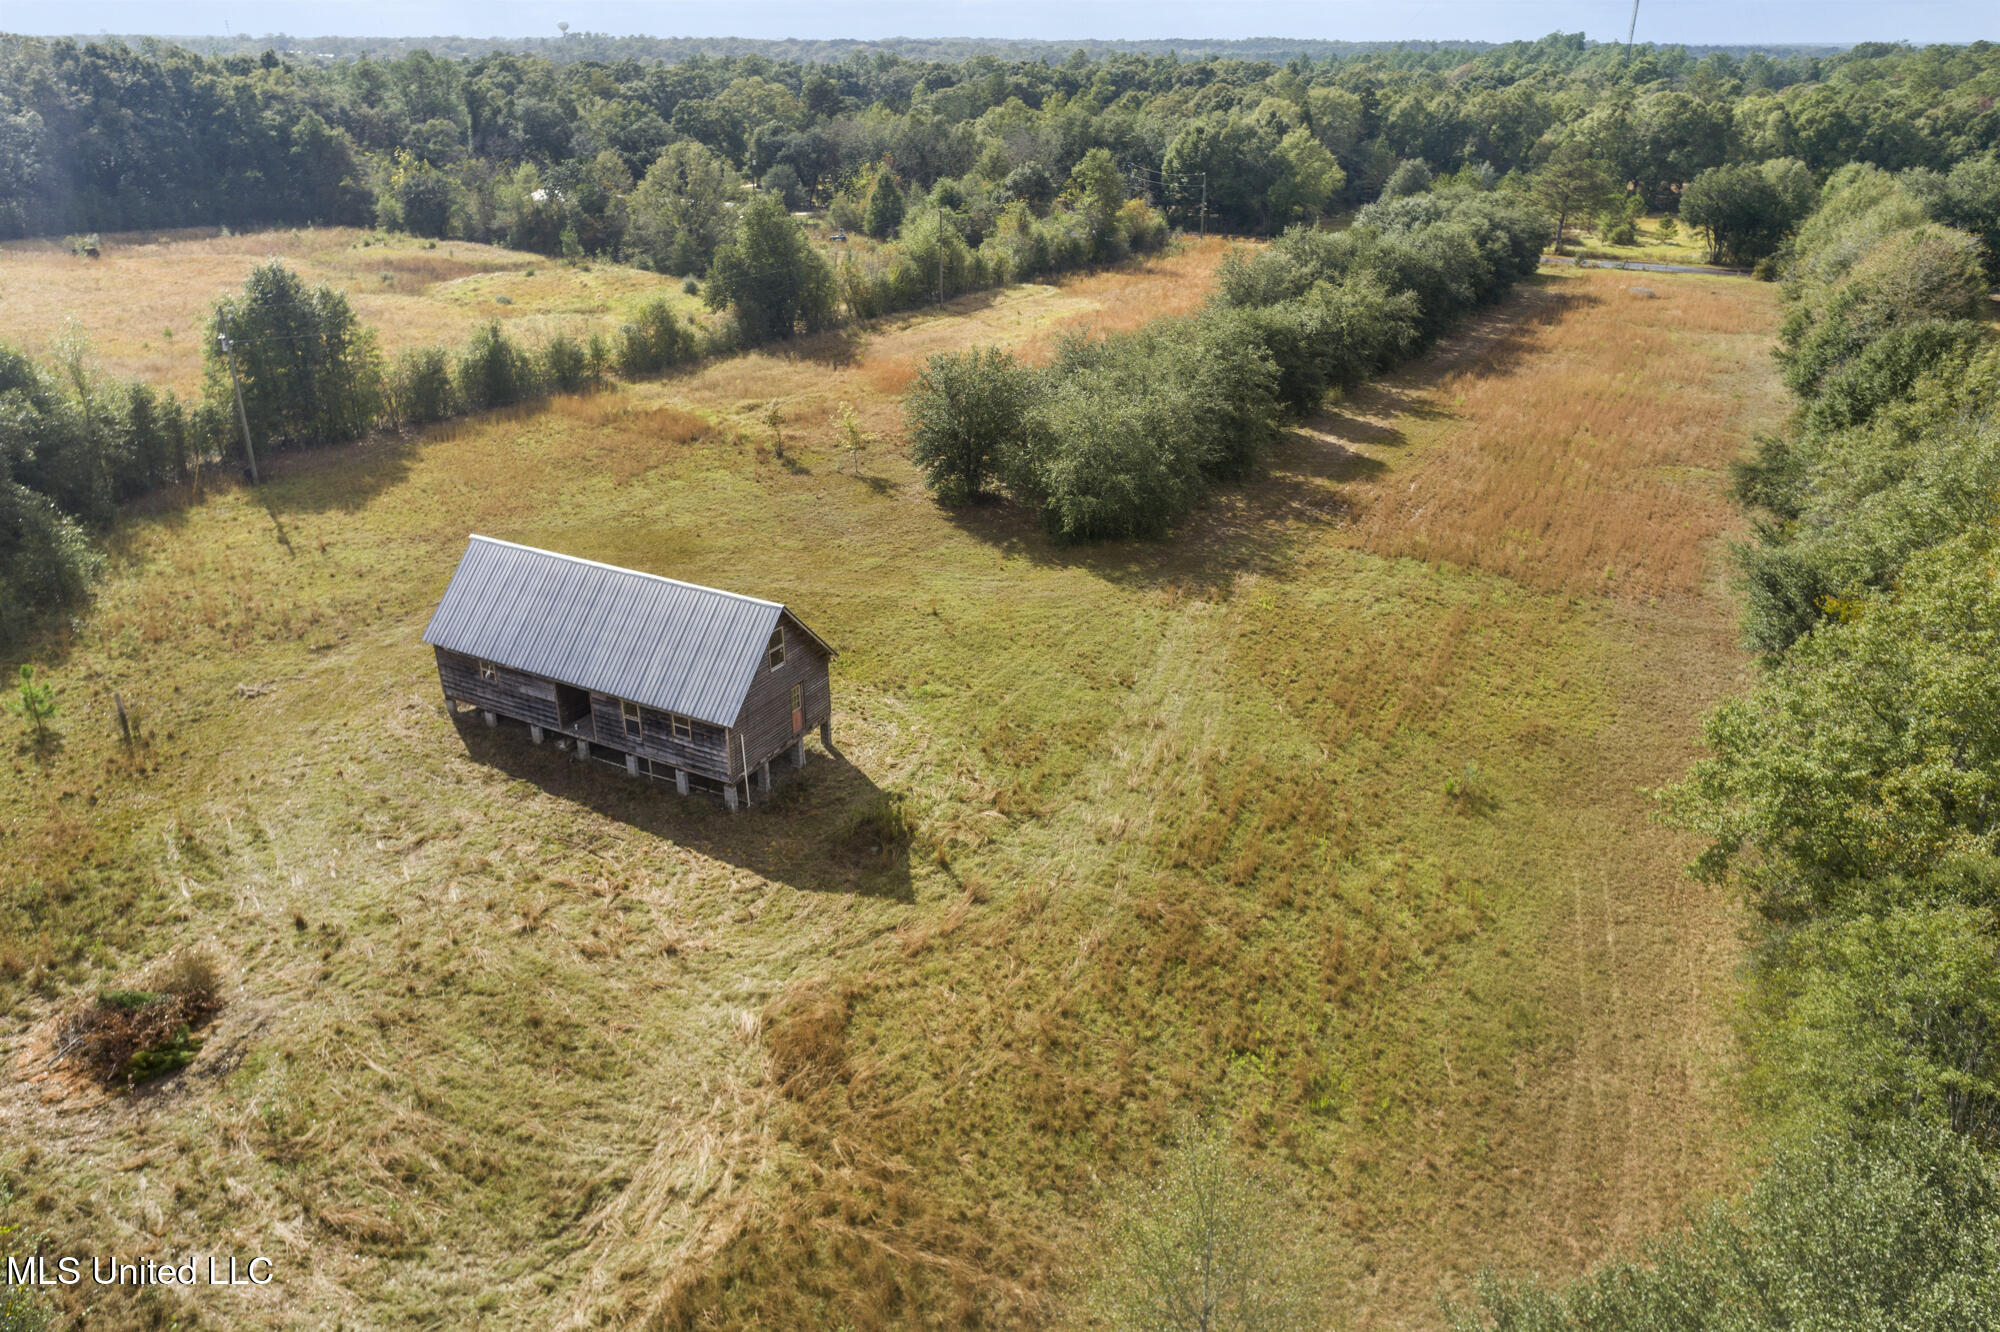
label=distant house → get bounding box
[423,536,835,810]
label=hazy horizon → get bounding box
[7,1,1993,48]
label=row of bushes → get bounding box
[904,191,1548,542]
[705,171,1171,338]
[1467,164,2000,1329]
[0,261,706,651]
[839,196,1170,322]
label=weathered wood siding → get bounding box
[435,648,560,730]
[729,611,833,778]
[587,693,731,782]
[437,624,829,789]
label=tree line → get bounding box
[3,32,1995,252]
[1458,162,2000,1332]
[904,189,1546,541]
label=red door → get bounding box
[790,684,803,734]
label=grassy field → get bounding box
[1568,213,1718,267]
[0,244,1781,1329]
[0,226,708,394]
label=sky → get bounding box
[6,2,1993,47]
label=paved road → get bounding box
[1540,254,1753,277]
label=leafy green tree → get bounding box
[627,141,741,275]
[1070,147,1125,228]
[1088,1123,1321,1332]
[378,150,457,238]
[387,346,456,425]
[862,161,906,239]
[1765,906,2000,1141]
[1680,158,1818,264]
[1002,161,1056,214]
[1267,128,1345,228]
[205,262,382,451]
[905,347,1033,505]
[1456,1124,2000,1331]
[1380,157,1432,199]
[455,322,541,411]
[0,479,99,651]
[1531,140,1619,254]
[1164,114,1279,233]
[1665,531,2000,922]
[1904,157,2000,283]
[760,162,805,210]
[705,192,836,343]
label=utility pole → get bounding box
[1199,172,1208,238]
[218,331,259,484]
[936,206,946,306]
[1626,0,1641,56]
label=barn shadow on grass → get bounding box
[448,710,915,901]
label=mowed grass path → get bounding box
[0,226,706,393]
[0,253,1777,1329]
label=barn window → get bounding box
[621,699,642,738]
[672,714,692,740]
[767,625,787,669]
[478,660,497,681]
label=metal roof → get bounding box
[422,536,833,729]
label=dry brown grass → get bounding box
[1351,273,1777,600]
[1019,235,1247,361]
[0,226,698,393]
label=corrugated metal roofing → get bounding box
[422,535,832,728]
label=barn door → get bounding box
[555,684,591,729]
[790,684,803,735]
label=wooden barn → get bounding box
[423,536,835,810]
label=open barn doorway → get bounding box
[555,684,591,729]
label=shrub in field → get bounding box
[615,298,697,376]
[1012,334,1228,543]
[455,321,541,411]
[6,663,57,741]
[121,383,193,492]
[0,490,95,651]
[1903,157,2000,282]
[540,331,593,393]
[1777,221,1987,397]
[387,345,457,425]
[1669,531,2000,920]
[904,346,1034,505]
[916,192,1535,540]
[1728,172,1999,654]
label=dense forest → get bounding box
[1,33,1996,246]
